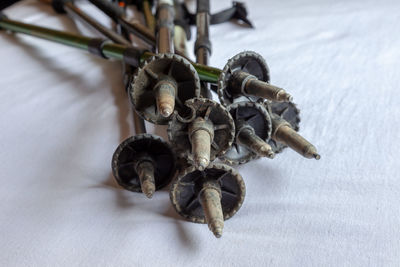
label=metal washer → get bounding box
[167,97,235,165]
[218,51,270,106]
[265,100,301,153]
[169,163,246,223]
[220,101,272,165]
[112,133,176,193]
[130,53,201,125]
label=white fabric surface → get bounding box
[1,0,399,266]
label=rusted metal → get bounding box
[130,53,200,124]
[237,126,274,158]
[264,101,301,153]
[154,76,177,117]
[156,0,175,53]
[136,160,156,198]
[199,180,224,238]
[169,163,246,238]
[271,115,320,160]
[195,0,211,65]
[231,70,293,102]
[218,51,293,106]
[218,51,270,105]
[112,134,176,198]
[189,117,214,170]
[220,101,273,165]
[168,98,235,170]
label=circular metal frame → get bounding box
[169,163,246,223]
[218,51,270,106]
[220,101,272,165]
[130,53,201,124]
[112,134,176,193]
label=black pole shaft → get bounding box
[63,2,131,46]
[195,0,211,65]
[88,0,156,47]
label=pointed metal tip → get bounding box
[141,180,156,199]
[160,106,173,117]
[144,189,155,199]
[283,93,293,102]
[275,90,293,102]
[260,145,275,159]
[196,157,209,171]
[212,227,223,238]
[313,153,321,160]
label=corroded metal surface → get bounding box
[136,160,156,198]
[218,51,293,105]
[199,180,224,238]
[156,0,175,53]
[169,163,245,237]
[272,115,320,160]
[167,97,235,169]
[220,101,272,165]
[232,71,293,102]
[218,51,270,106]
[112,134,176,196]
[264,101,301,154]
[130,53,200,124]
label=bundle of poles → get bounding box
[0,0,320,238]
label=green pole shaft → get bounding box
[192,62,220,83]
[0,17,125,59]
[0,16,221,83]
[0,18,91,50]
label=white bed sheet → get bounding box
[0,0,399,266]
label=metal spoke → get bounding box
[214,124,229,131]
[167,60,175,76]
[241,59,250,70]
[185,195,200,212]
[211,141,220,151]
[280,106,290,117]
[243,113,258,122]
[217,172,230,181]
[204,106,212,120]
[125,145,137,154]
[221,189,238,198]
[118,161,136,169]
[145,68,159,80]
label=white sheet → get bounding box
[1,0,399,266]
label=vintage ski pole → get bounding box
[39,0,131,46]
[0,14,290,100]
[173,0,189,58]
[155,0,175,54]
[88,0,156,47]
[142,0,156,33]
[195,0,211,66]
